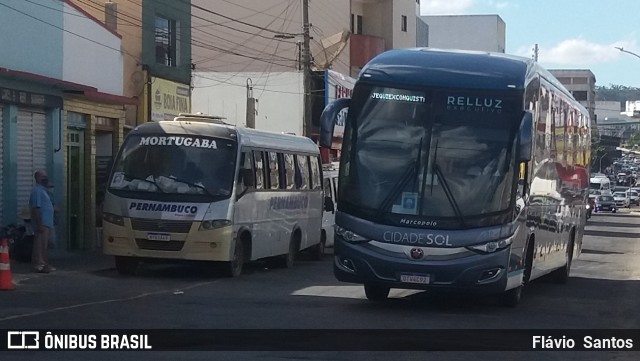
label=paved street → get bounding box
[1,211,639,360]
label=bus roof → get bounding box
[130,121,319,155]
[359,48,577,101]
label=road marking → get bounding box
[0,280,220,322]
[291,286,423,299]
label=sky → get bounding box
[420,0,640,88]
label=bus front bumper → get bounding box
[333,238,511,293]
[102,221,233,262]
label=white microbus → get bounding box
[103,114,325,276]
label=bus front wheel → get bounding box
[224,239,244,277]
[364,284,390,301]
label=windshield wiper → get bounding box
[167,176,216,197]
[375,160,417,220]
[432,162,466,228]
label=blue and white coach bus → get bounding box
[103,113,325,277]
[319,48,591,306]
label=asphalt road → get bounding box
[1,211,639,360]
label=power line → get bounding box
[0,1,138,60]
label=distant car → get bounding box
[613,192,630,208]
[626,190,640,206]
[594,195,617,213]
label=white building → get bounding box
[419,15,505,53]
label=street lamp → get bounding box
[599,152,609,173]
[614,46,640,61]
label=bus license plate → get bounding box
[147,233,171,242]
[400,273,430,284]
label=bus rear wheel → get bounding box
[364,284,390,301]
[115,256,139,276]
[224,239,244,277]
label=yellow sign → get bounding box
[150,77,190,121]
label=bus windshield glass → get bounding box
[108,134,237,201]
[340,85,520,228]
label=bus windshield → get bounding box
[108,134,237,201]
[339,85,520,228]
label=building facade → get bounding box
[549,69,597,124]
[420,15,505,53]
[191,0,415,162]
[74,0,192,130]
[0,0,132,249]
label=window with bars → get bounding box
[155,15,177,67]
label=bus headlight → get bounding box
[103,212,125,226]
[467,237,512,254]
[335,225,368,243]
[200,219,231,231]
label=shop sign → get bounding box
[0,87,61,108]
[150,77,191,121]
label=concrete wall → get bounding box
[422,15,506,53]
[63,1,124,95]
[192,72,304,136]
[392,0,417,48]
[0,0,64,78]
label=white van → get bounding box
[322,164,339,249]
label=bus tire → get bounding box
[115,256,139,276]
[224,238,245,277]
[551,233,574,284]
[282,236,299,268]
[364,284,390,301]
[500,285,522,307]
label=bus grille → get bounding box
[130,218,193,233]
[135,239,185,252]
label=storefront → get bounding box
[0,85,64,230]
[63,97,127,249]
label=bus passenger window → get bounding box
[253,151,265,190]
[268,151,280,189]
[283,153,296,190]
[310,156,322,190]
[295,155,310,190]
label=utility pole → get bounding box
[246,78,256,129]
[532,44,539,62]
[302,0,312,138]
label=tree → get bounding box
[595,84,640,102]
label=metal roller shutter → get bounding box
[16,109,47,218]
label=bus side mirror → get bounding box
[241,169,255,188]
[324,196,335,213]
[320,98,350,148]
[518,111,533,162]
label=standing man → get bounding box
[30,169,55,273]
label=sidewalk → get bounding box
[9,247,114,284]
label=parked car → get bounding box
[613,192,630,208]
[626,190,640,206]
[594,195,617,213]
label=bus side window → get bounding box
[283,153,296,190]
[238,151,253,190]
[294,155,310,190]
[253,151,265,190]
[310,156,322,190]
[267,151,280,189]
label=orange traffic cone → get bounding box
[0,239,15,291]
